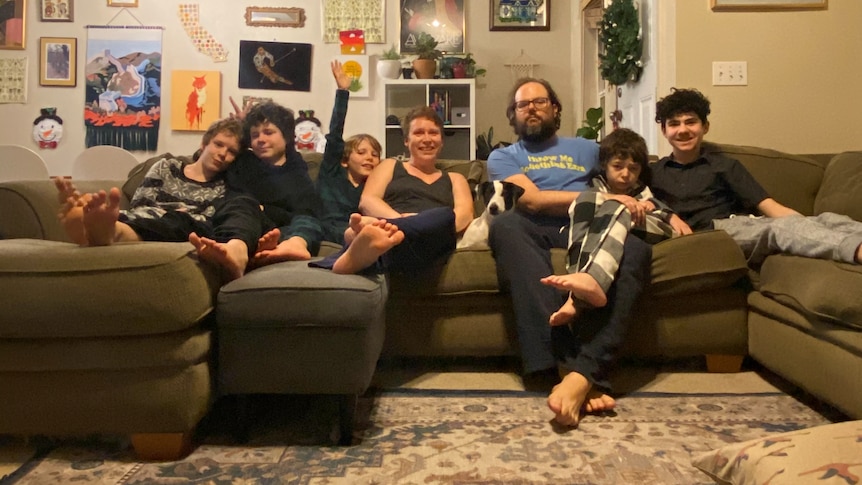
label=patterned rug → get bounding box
[3,390,837,484]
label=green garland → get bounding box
[599,0,643,86]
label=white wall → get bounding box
[0,1,577,176]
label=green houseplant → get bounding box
[377,44,403,80]
[576,107,604,141]
[412,32,442,79]
[456,53,486,79]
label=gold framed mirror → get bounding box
[245,7,306,28]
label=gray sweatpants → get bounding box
[712,212,862,265]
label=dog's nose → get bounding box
[489,203,499,215]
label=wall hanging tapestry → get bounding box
[84,25,163,150]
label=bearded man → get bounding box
[487,78,652,428]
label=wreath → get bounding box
[599,0,643,86]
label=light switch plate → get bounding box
[712,61,748,86]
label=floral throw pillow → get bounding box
[691,420,862,485]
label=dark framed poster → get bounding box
[238,41,312,92]
[399,0,464,54]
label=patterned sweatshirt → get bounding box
[120,157,226,223]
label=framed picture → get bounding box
[490,0,550,32]
[107,0,138,6]
[40,0,73,22]
[710,0,827,10]
[0,0,26,49]
[400,0,465,54]
[39,37,76,87]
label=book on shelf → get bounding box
[429,89,451,125]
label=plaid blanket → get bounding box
[567,176,676,293]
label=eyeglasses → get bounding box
[513,97,551,112]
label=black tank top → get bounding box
[383,161,454,213]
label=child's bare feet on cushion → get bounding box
[540,273,608,308]
[189,233,249,282]
[81,188,122,246]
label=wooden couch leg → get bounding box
[337,394,358,446]
[130,432,192,461]
[705,354,744,373]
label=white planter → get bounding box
[376,59,402,80]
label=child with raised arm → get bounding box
[316,60,383,244]
[542,128,688,326]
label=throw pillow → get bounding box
[691,420,862,485]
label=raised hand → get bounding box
[331,60,352,90]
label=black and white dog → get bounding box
[457,180,524,249]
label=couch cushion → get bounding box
[0,239,220,338]
[814,151,862,222]
[692,420,862,485]
[706,142,826,216]
[758,254,862,331]
[648,230,748,298]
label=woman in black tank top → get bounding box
[317,106,474,274]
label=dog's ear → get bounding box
[479,181,496,207]
[501,182,524,210]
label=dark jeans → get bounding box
[125,193,267,259]
[489,209,651,390]
[311,207,456,274]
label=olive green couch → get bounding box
[0,143,859,462]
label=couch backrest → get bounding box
[704,142,827,216]
[814,151,862,222]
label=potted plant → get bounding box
[454,53,487,79]
[412,32,442,79]
[376,44,403,80]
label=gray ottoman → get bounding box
[216,260,387,444]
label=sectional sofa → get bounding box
[0,142,859,460]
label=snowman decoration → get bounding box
[294,110,326,153]
[33,108,64,149]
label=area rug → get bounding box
[5,390,837,485]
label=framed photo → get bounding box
[400,0,465,54]
[0,0,26,49]
[710,0,826,10]
[39,37,76,87]
[490,0,550,32]
[40,0,73,22]
[107,0,138,6]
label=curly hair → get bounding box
[342,134,382,163]
[655,88,711,128]
[244,101,296,149]
[595,128,651,186]
[505,77,562,130]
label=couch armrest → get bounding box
[0,180,122,242]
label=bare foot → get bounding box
[190,233,249,282]
[549,294,577,327]
[256,228,281,253]
[855,243,862,264]
[540,273,608,308]
[55,178,90,246]
[252,236,312,267]
[332,221,404,274]
[547,371,616,428]
[82,188,122,246]
[583,390,616,414]
[343,213,381,246]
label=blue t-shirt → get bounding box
[488,135,598,192]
